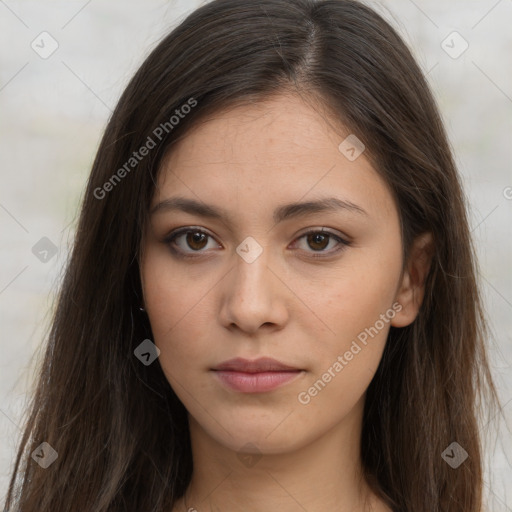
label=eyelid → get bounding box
[291,228,350,258]
[163,226,220,257]
[295,227,350,243]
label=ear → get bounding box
[391,232,434,328]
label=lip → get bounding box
[211,357,304,393]
[212,357,301,373]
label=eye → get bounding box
[164,227,220,258]
[163,227,350,259]
[292,229,350,257]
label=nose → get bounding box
[218,247,289,335]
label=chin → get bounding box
[216,419,309,455]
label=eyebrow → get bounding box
[150,195,368,224]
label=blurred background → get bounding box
[1,0,511,508]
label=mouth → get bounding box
[211,357,304,393]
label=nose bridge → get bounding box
[232,240,271,302]
[219,238,287,332]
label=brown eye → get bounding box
[293,229,350,258]
[306,232,330,251]
[164,227,350,260]
[186,231,208,250]
[164,228,220,258]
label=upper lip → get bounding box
[212,357,301,373]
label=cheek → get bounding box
[141,255,229,440]
[303,244,402,391]
[320,254,400,338]
[142,242,214,326]
[296,292,395,426]
[141,249,211,368]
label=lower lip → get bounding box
[212,370,303,393]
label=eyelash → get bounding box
[163,227,350,260]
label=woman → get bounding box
[3,0,500,511]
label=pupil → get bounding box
[188,232,206,249]
[309,233,328,250]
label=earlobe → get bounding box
[391,232,434,328]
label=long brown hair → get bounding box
[3,1,500,510]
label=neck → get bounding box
[176,394,388,512]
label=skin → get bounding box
[139,92,433,512]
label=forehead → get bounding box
[160,94,343,172]
[153,93,396,223]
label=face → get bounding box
[140,92,423,455]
